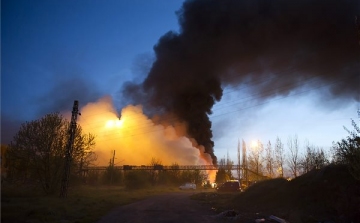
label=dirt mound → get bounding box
[231,164,360,222]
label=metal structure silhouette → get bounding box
[60,100,80,198]
[80,164,267,180]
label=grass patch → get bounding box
[1,184,177,223]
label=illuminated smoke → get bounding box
[78,96,213,167]
[122,0,360,165]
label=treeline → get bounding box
[1,112,359,195]
[214,136,331,184]
[86,159,208,189]
[2,113,97,194]
[1,113,209,194]
[215,117,360,184]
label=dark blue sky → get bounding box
[2,0,182,117]
[1,0,359,161]
[2,0,183,142]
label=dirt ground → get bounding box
[96,165,360,223]
[96,191,219,223]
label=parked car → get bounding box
[216,180,241,192]
[179,183,196,190]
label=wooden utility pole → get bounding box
[110,150,116,184]
[60,100,80,198]
[112,150,116,166]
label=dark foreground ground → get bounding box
[96,191,218,223]
[98,164,360,223]
[193,164,360,223]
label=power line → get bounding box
[83,68,356,136]
[82,77,356,144]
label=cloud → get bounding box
[36,76,103,116]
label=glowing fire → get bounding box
[105,119,123,128]
[77,96,214,180]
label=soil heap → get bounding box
[231,164,360,222]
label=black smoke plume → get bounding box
[123,0,360,165]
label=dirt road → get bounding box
[96,191,218,223]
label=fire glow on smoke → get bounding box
[78,96,214,171]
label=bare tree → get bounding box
[333,118,360,180]
[237,139,241,181]
[287,135,300,178]
[215,158,230,184]
[149,157,162,185]
[300,140,330,174]
[168,162,181,184]
[242,140,248,185]
[248,140,264,181]
[226,152,234,179]
[313,148,329,169]
[275,137,285,177]
[75,133,97,172]
[6,113,96,194]
[264,140,275,178]
[299,139,312,174]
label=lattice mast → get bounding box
[356,16,360,117]
[60,100,80,198]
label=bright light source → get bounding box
[115,119,123,127]
[251,140,258,148]
[106,119,123,128]
[251,140,259,148]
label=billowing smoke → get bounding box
[123,0,360,165]
[78,96,213,166]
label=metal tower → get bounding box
[60,100,80,198]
